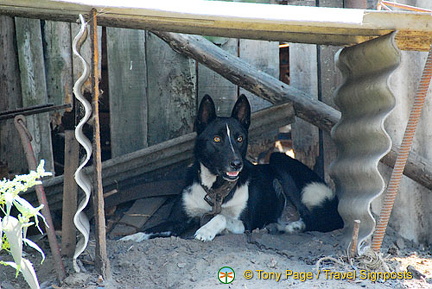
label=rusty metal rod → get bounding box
[90,9,111,279]
[0,103,71,120]
[349,220,361,257]
[14,115,66,281]
[372,44,432,252]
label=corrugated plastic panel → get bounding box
[330,32,401,253]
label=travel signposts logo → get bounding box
[218,266,235,284]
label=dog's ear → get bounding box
[231,94,251,130]
[195,94,217,134]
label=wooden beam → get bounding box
[0,0,431,51]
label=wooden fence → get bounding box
[0,16,278,177]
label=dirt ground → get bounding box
[1,226,431,289]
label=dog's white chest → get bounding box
[182,183,211,218]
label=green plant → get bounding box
[1,161,51,289]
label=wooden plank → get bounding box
[197,38,238,117]
[141,199,175,231]
[0,1,431,51]
[146,31,196,146]
[61,130,79,257]
[290,43,319,169]
[239,39,278,112]
[237,0,278,112]
[107,27,148,157]
[15,17,54,173]
[109,197,167,238]
[104,179,185,209]
[289,1,319,170]
[0,15,27,174]
[43,21,73,108]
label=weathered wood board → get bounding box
[107,27,148,157]
[15,17,54,173]
[61,129,79,257]
[239,39,278,112]
[146,32,196,146]
[1,0,431,51]
[290,42,320,170]
[197,38,238,117]
[109,197,167,238]
[43,21,73,108]
[0,15,27,174]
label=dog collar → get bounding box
[200,176,238,226]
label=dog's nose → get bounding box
[230,159,242,170]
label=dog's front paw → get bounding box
[194,226,217,242]
[194,214,226,241]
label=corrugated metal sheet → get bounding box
[330,32,401,253]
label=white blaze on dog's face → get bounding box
[195,95,251,181]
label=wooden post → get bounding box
[61,114,79,257]
[90,9,111,279]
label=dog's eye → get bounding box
[213,136,221,143]
[237,136,243,143]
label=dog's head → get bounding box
[194,94,251,181]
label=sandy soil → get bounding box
[1,227,431,289]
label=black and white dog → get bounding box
[122,95,343,242]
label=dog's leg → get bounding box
[225,217,245,234]
[194,214,227,241]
